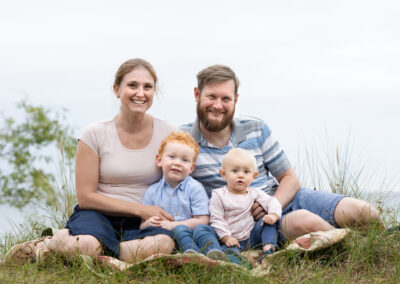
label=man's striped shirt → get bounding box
[180,116,291,198]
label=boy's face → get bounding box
[219,156,257,194]
[156,142,196,188]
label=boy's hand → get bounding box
[159,220,176,231]
[146,216,162,227]
[143,205,173,221]
[221,236,240,248]
[262,213,280,225]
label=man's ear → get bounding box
[194,87,200,103]
[113,84,120,98]
[253,171,258,179]
[155,154,162,168]
[234,93,239,104]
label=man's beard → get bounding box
[196,102,235,132]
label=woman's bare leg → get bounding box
[44,228,103,257]
[119,234,175,263]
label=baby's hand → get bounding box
[262,213,280,225]
[159,220,176,231]
[222,236,240,248]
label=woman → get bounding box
[7,59,177,263]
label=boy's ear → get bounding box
[155,154,162,168]
[189,163,196,174]
[253,171,258,179]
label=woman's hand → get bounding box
[141,205,173,221]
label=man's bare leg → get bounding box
[334,197,382,229]
[119,234,175,263]
[280,209,335,241]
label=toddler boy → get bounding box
[140,131,226,260]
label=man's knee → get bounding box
[334,197,381,227]
[280,209,334,240]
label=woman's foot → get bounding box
[5,236,51,264]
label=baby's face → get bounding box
[156,142,196,188]
[220,156,257,194]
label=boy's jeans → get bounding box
[221,218,278,254]
[173,224,222,254]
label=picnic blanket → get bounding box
[79,228,351,278]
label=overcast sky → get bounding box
[1,0,399,232]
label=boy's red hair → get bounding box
[158,131,199,161]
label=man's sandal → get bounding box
[5,236,51,265]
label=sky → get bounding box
[0,0,400,233]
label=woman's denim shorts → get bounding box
[66,205,174,258]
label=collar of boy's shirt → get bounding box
[161,175,191,191]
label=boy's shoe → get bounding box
[206,249,229,262]
[183,249,198,254]
[224,249,253,269]
[5,236,51,265]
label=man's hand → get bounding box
[262,213,280,225]
[142,205,174,221]
[251,201,267,221]
[159,220,176,231]
[221,236,240,248]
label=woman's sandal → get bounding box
[5,236,51,265]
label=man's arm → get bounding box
[273,167,300,208]
[251,167,300,220]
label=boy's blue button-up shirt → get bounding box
[142,176,209,221]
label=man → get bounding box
[181,64,381,241]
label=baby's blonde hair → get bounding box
[221,148,258,171]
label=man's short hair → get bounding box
[196,64,240,95]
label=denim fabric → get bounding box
[220,218,278,253]
[173,224,222,254]
[66,205,173,258]
[280,188,346,227]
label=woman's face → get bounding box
[114,67,155,116]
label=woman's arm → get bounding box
[75,141,173,220]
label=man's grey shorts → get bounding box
[279,188,346,232]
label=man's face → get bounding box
[195,80,238,132]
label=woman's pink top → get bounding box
[79,116,176,204]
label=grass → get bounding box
[1,226,399,283]
[1,139,399,283]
